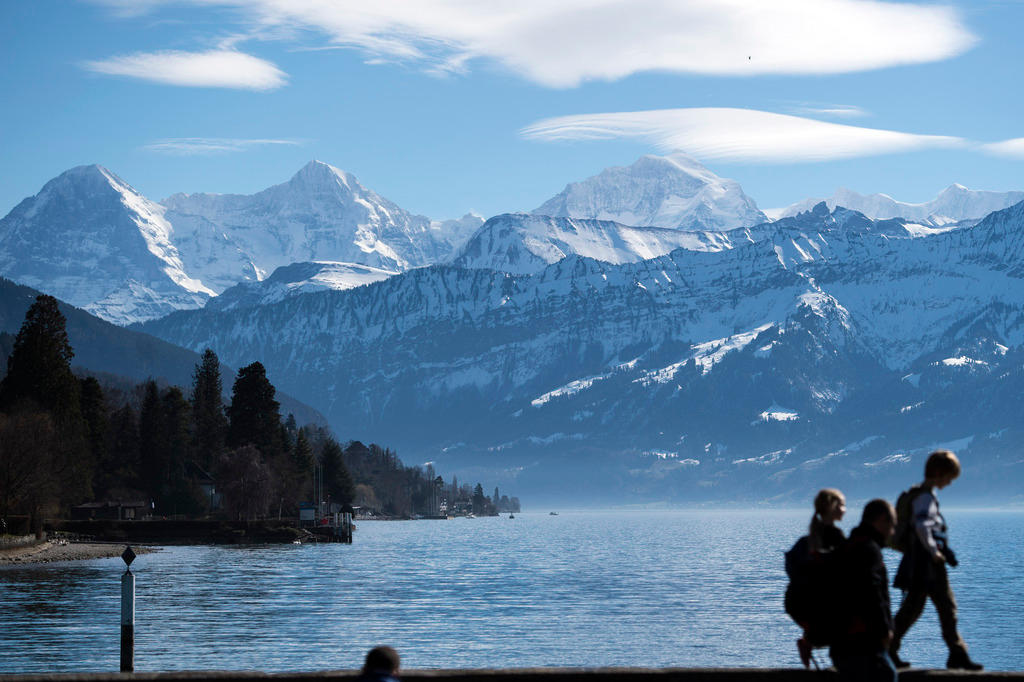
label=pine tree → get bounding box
[0,295,80,417]
[138,380,165,504]
[191,349,227,471]
[227,362,282,457]
[0,295,89,506]
[321,438,354,506]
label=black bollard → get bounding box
[120,546,136,673]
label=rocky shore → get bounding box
[0,540,157,565]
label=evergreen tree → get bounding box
[103,403,140,496]
[227,362,282,457]
[138,380,165,504]
[0,295,80,417]
[190,349,227,471]
[472,483,486,513]
[162,386,200,515]
[321,438,354,506]
[0,295,89,506]
[79,377,108,488]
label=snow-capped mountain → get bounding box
[138,201,1024,503]
[0,165,214,323]
[207,261,396,312]
[162,160,478,289]
[772,184,1024,225]
[0,161,482,325]
[453,213,734,274]
[532,152,767,231]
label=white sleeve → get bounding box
[912,491,941,557]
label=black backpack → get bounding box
[784,535,842,646]
[891,485,925,553]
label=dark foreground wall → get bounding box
[1,668,1021,682]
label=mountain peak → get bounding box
[532,153,766,231]
[289,159,355,190]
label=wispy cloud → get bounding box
[143,137,300,155]
[89,0,977,88]
[83,50,287,90]
[792,104,870,119]
[521,108,967,163]
[980,138,1024,159]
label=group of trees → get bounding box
[0,295,517,533]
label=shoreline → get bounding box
[0,540,157,565]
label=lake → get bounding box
[1,510,1022,673]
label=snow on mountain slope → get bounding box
[207,261,397,312]
[0,165,213,324]
[161,160,470,289]
[532,152,767,231]
[137,201,1024,505]
[452,213,734,274]
[774,184,1024,224]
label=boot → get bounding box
[947,650,983,671]
[797,638,812,669]
[889,652,911,669]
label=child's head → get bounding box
[362,646,400,676]
[814,488,846,523]
[924,450,961,487]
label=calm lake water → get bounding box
[1,510,1022,673]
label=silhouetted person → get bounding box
[357,646,400,682]
[890,450,981,671]
[796,488,847,666]
[829,499,897,682]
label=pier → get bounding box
[0,668,1022,682]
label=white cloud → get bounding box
[83,50,287,90]
[142,137,300,155]
[980,138,1024,159]
[91,0,976,88]
[793,104,870,119]
[521,108,966,163]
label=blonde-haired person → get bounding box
[809,488,847,554]
[795,488,847,667]
[890,450,981,671]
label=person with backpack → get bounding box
[786,488,847,668]
[829,499,897,682]
[889,450,982,671]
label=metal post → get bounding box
[120,546,136,673]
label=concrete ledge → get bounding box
[1,668,1019,682]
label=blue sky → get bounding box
[3,0,1024,221]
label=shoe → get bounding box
[947,652,983,671]
[890,652,911,669]
[797,638,812,669]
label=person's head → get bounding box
[924,450,961,488]
[362,646,400,676]
[861,498,896,541]
[814,488,846,524]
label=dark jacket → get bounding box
[831,523,893,655]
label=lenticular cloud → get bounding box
[83,50,287,91]
[91,0,975,88]
[521,108,967,163]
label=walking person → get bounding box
[794,488,847,666]
[889,450,982,671]
[829,499,898,682]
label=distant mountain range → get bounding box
[0,162,482,324]
[137,202,1024,504]
[4,155,1024,504]
[771,184,1024,226]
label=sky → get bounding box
[3,0,1024,222]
